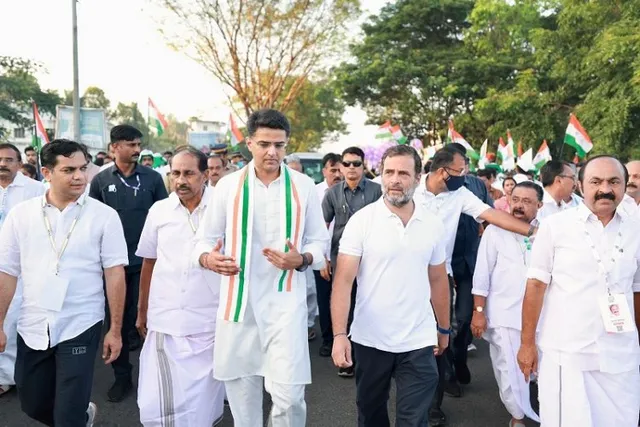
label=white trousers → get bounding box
[0,293,21,385]
[538,354,640,426]
[138,331,225,427]
[485,327,539,422]
[225,375,306,427]
[305,269,317,328]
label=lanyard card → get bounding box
[36,274,70,312]
[598,293,634,334]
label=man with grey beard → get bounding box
[331,145,451,426]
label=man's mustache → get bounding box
[0,167,9,173]
[513,208,525,215]
[628,182,638,189]
[595,192,616,201]
[176,185,190,191]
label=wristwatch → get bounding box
[475,306,484,313]
[295,253,311,272]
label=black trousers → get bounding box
[452,263,474,368]
[105,265,140,380]
[431,276,456,411]
[15,321,102,427]
[354,342,438,427]
[314,270,333,344]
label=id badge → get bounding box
[598,293,634,334]
[36,274,70,312]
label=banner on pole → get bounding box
[55,105,108,151]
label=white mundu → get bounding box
[135,187,224,427]
[528,203,640,426]
[193,163,329,427]
[472,225,539,423]
[0,172,45,387]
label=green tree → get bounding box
[63,86,111,110]
[0,56,61,139]
[148,114,189,152]
[110,102,150,146]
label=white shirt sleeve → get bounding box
[192,176,229,266]
[302,184,331,270]
[472,226,498,297]
[0,209,21,277]
[338,209,366,257]
[100,209,129,268]
[459,187,491,222]
[429,225,447,266]
[135,206,159,259]
[633,239,640,293]
[527,219,554,285]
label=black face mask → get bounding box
[445,174,465,192]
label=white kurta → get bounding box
[528,203,640,425]
[194,164,329,384]
[136,187,224,426]
[0,173,45,385]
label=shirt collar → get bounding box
[111,163,147,177]
[575,199,628,222]
[41,189,88,208]
[377,196,425,222]
[343,177,366,192]
[170,185,211,211]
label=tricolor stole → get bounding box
[221,164,304,323]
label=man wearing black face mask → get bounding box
[414,148,535,426]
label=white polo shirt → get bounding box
[0,193,128,350]
[0,172,46,229]
[136,187,220,337]
[413,178,490,274]
[528,203,640,373]
[339,198,447,353]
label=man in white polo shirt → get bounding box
[135,146,224,426]
[332,145,451,426]
[0,139,128,426]
[518,155,640,426]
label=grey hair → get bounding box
[285,154,301,164]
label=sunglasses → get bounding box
[342,161,363,168]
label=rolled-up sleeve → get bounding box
[302,185,331,270]
[0,210,21,277]
[527,220,554,285]
[472,226,498,297]
[633,240,640,293]
[192,177,228,267]
[135,206,159,259]
[101,209,129,268]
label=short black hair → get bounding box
[423,160,432,174]
[540,160,571,187]
[110,124,143,143]
[96,151,107,157]
[477,169,497,179]
[322,153,341,168]
[163,150,173,156]
[444,143,467,157]
[341,146,365,161]
[20,163,37,178]
[578,154,628,185]
[40,139,89,169]
[380,145,422,176]
[247,109,290,138]
[24,146,36,154]
[0,143,22,161]
[208,153,227,167]
[430,148,462,173]
[513,181,543,201]
[171,145,208,172]
[502,176,517,189]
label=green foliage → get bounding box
[110,102,150,147]
[148,114,189,152]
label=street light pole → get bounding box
[72,0,81,142]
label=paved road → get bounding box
[0,327,540,427]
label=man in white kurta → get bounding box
[518,156,640,426]
[471,182,543,426]
[194,110,329,427]
[0,143,46,395]
[136,147,224,426]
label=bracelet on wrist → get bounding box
[437,325,452,335]
[333,332,348,338]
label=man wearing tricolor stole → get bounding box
[194,109,329,427]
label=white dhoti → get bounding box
[538,354,640,427]
[0,289,21,385]
[225,375,306,427]
[484,327,539,422]
[305,269,317,328]
[138,331,225,427]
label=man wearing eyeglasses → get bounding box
[321,146,382,378]
[537,160,578,220]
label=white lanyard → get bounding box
[117,173,141,197]
[0,188,7,225]
[183,207,200,233]
[512,234,532,265]
[42,198,84,274]
[582,219,624,294]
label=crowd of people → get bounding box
[0,107,639,427]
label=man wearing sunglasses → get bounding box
[321,146,382,378]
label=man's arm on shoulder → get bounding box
[479,208,531,236]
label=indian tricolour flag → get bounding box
[498,136,515,170]
[390,125,407,145]
[564,114,593,158]
[148,98,168,136]
[447,120,479,160]
[478,139,488,168]
[227,114,244,146]
[32,102,49,151]
[533,140,552,169]
[376,121,393,140]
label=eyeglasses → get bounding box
[559,174,576,181]
[444,166,466,176]
[342,161,363,168]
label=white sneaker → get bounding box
[467,343,477,352]
[86,402,97,427]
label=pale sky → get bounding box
[1,0,391,152]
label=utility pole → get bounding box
[72,0,81,142]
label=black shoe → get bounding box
[129,332,142,352]
[338,366,354,378]
[107,378,133,402]
[319,342,332,357]
[444,379,462,398]
[428,408,447,426]
[455,360,471,385]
